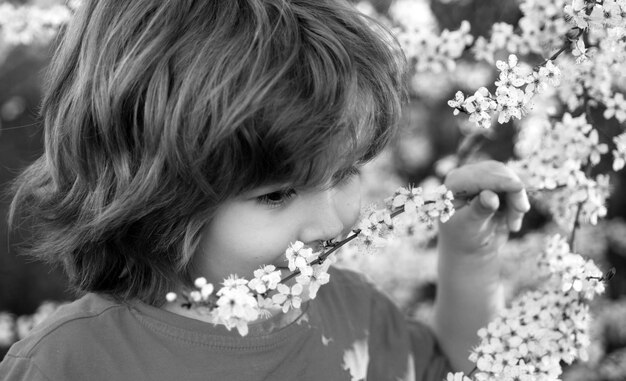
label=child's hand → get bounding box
[438,160,530,257]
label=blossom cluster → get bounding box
[0,301,65,348]
[448,234,606,381]
[0,2,73,47]
[611,132,626,171]
[473,0,626,65]
[394,20,474,74]
[448,54,561,128]
[438,1,623,379]
[449,0,626,133]
[510,111,612,227]
[353,184,455,253]
[564,0,626,32]
[167,185,455,336]
[357,0,475,76]
[556,44,626,115]
[445,0,625,231]
[472,1,570,64]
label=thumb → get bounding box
[469,190,499,220]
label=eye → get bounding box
[256,188,297,208]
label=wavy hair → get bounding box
[9,0,407,305]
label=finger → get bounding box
[505,188,531,232]
[445,161,524,195]
[469,190,500,220]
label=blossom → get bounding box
[390,186,425,214]
[0,312,16,347]
[189,290,202,303]
[0,3,72,46]
[221,274,249,291]
[296,262,331,299]
[352,206,395,254]
[496,86,527,123]
[572,38,589,63]
[447,91,465,115]
[603,92,626,123]
[194,277,207,288]
[285,241,315,275]
[495,54,528,88]
[247,265,282,294]
[272,284,303,313]
[352,230,388,254]
[564,0,592,29]
[445,372,473,381]
[394,18,473,74]
[538,60,561,87]
[357,211,384,238]
[423,185,455,223]
[612,132,626,171]
[448,87,496,129]
[165,292,177,303]
[215,285,259,336]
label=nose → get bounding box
[298,188,359,244]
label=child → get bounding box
[0,0,529,380]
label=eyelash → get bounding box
[255,166,361,208]
[256,188,297,208]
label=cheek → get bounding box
[195,205,294,280]
[335,177,362,229]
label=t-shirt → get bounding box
[0,267,452,381]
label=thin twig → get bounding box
[535,27,583,69]
[568,202,584,251]
[280,230,362,284]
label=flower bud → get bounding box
[194,277,207,288]
[165,292,177,303]
[189,290,202,302]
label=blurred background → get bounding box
[1,0,626,378]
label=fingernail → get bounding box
[480,192,497,211]
[518,198,531,212]
[510,218,522,232]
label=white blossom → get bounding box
[165,292,177,303]
[612,132,626,171]
[394,19,473,74]
[390,186,425,214]
[296,262,331,299]
[215,284,259,336]
[466,235,605,380]
[285,241,315,275]
[603,92,626,123]
[272,283,303,313]
[0,3,72,46]
[248,265,282,294]
[0,312,16,347]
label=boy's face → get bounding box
[193,169,362,290]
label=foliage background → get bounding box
[1,0,626,377]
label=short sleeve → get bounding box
[0,355,52,381]
[367,285,452,381]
